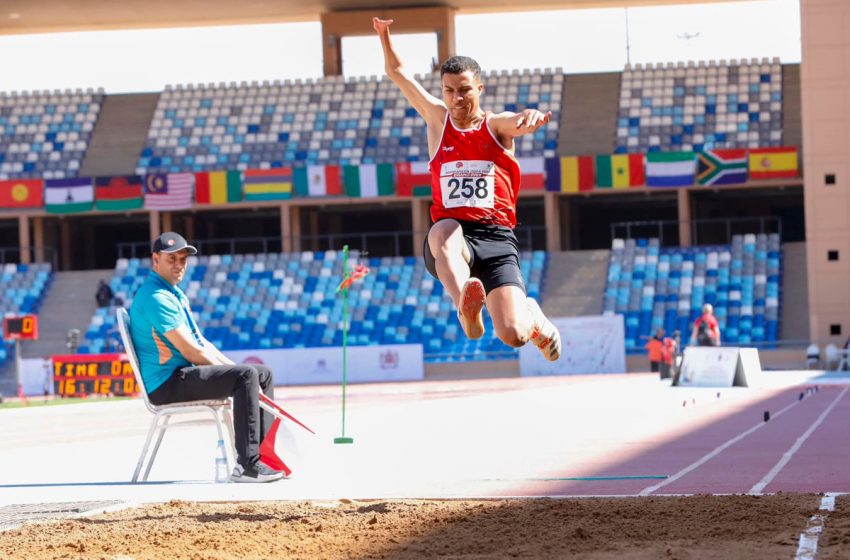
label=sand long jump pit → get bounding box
[0,494,834,559]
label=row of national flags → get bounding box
[0,148,799,212]
[543,147,799,192]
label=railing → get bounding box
[116,225,549,260]
[0,246,58,269]
[610,217,782,247]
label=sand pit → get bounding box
[0,494,820,559]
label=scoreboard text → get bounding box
[52,353,139,397]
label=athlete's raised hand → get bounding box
[515,109,552,131]
[373,17,393,35]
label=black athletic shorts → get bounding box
[423,219,526,294]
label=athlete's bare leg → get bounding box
[487,285,561,361]
[428,220,486,339]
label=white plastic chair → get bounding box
[116,308,236,483]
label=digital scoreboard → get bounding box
[2,315,38,341]
[52,353,139,397]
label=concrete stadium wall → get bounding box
[800,0,850,346]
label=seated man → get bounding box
[129,232,283,483]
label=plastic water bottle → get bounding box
[214,439,229,483]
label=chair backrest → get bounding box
[116,307,156,411]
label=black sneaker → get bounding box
[230,462,285,483]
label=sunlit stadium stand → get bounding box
[137,77,376,174]
[0,89,104,180]
[604,234,781,351]
[0,262,53,368]
[78,250,547,362]
[616,58,783,153]
[136,68,563,174]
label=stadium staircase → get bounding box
[779,241,809,341]
[541,250,609,318]
[79,93,161,177]
[558,72,622,156]
[781,64,802,149]
[20,270,110,360]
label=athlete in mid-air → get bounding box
[374,17,561,361]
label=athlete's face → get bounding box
[152,250,190,286]
[442,71,484,120]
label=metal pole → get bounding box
[334,245,353,444]
[14,339,22,402]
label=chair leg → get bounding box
[143,414,171,482]
[133,414,162,483]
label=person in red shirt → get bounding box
[374,17,560,361]
[660,335,676,380]
[645,329,664,373]
[691,303,721,347]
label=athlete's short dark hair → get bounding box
[440,56,482,80]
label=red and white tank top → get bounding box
[429,113,521,228]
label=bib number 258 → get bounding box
[448,177,489,200]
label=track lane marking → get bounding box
[638,395,804,496]
[750,387,848,494]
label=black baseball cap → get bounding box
[152,232,198,255]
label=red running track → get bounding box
[519,385,849,497]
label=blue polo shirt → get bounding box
[129,271,200,393]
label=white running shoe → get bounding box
[527,298,561,362]
[457,278,486,340]
[230,462,285,483]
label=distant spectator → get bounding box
[645,328,664,373]
[691,303,720,347]
[96,279,114,308]
[660,335,676,380]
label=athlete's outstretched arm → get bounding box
[489,109,553,139]
[373,17,446,129]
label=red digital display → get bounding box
[2,315,38,341]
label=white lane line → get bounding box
[794,493,842,560]
[750,386,849,495]
[639,396,803,496]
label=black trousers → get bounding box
[148,364,275,468]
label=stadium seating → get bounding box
[603,234,781,351]
[78,250,547,362]
[0,262,53,368]
[137,69,564,174]
[0,89,104,180]
[138,78,376,174]
[616,58,783,153]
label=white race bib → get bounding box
[439,160,496,209]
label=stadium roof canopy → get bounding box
[1,0,737,35]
